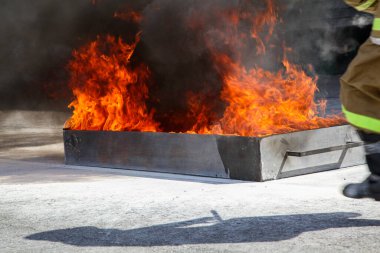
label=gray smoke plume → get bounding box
[280,0,371,70]
[352,13,373,28]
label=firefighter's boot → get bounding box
[343,174,380,201]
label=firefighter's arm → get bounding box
[371,5,380,44]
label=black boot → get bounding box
[343,174,380,201]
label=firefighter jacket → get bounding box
[341,0,380,133]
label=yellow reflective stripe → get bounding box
[356,0,377,11]
[374,18,380,31]
[342,106,380,133]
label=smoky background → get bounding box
[0,0,150,111]
[281,0,372,100]
[0,0,371,116]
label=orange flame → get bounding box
[197,55,343,136]
[64,34,159,132]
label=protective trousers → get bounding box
[341,0,380,133]
[357,131,380,176]
[341,0,380,175]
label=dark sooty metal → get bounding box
[63,125,365,181]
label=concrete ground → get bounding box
[1,111,380,253]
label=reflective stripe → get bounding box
[356,0,377,11]
[342,106,380,133]
[370,36,380,45]
[374,18,380,31]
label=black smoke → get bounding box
[0,0,149,110]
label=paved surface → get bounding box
[1,111,380,253]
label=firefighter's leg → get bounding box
[359,131,380,176]
[343,130,380,200]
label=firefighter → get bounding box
[341,0,380,200]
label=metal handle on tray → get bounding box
[286,142,364,157]
[276,141,365,179]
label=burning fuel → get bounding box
[64,0,345,137]
[64,34,158,132]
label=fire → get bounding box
[250,0,277,55]
[189,55,343,136]
[65,0,344,136]
[183,0,344,136]
[64,34,159,132]
[186,92,223,135]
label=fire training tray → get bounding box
[63,125,365,181]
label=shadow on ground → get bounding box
[25,211,380,247]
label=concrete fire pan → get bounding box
[63,125,365,181]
